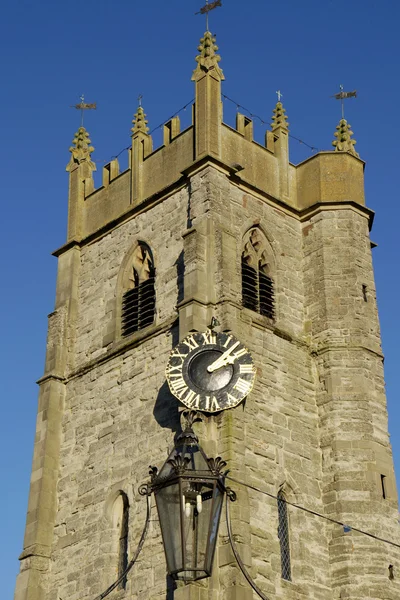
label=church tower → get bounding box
[15,30,400,600]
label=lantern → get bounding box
[149,412,228,581]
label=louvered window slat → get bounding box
[241,256,275,319]
[122,295,140,310]
[260,271,275,318]
[121,265,155,337]
[242,261,258,312]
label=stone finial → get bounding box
[131,106,149,136]
[271,101,289,131]
[332,118,359,157]
[66,126,96,171]
[192,31,225,80]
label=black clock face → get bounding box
[165,330,256,413]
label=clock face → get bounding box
[165,330,256,413]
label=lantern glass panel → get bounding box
[204,484,224,574]
[180,480,214,580]
[155,482,182,574]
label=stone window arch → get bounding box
[241,227,275,319]
[121,242,156,337]
[111,491,129,589]
[277,489,291,581]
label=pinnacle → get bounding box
[271,101,289,131]
[332,118,359,157]
[70,126,94,154]
[192,31,224,80]
[66,126,95,170]
[131,106,149,136]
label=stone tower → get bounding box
[15,31,400,600]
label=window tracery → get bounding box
[121,242,156,336]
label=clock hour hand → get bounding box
[207,341,240,372]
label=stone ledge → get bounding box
[66,316,177,382]
[19,544,51,561]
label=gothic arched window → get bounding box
[241,228,275,319]
[121,242,156,337]
[277,491,291,581]
[112,492,129,589]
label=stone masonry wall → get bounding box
[193,169,332,599]
[40,167,400,600]
[303,209,400,598]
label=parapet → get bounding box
[62,31,368,248]
[296,151,365,209]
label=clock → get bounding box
[165,330,256,413]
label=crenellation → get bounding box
[236,113,253,141]
[163,116,181,145]
[63,112,370,248]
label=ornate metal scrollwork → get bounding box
[207,456,228,476]
[168,454,191,474]
[181,409,202,429]
[149,465,158,482]
[138,483,152,496]
[225,487,237,502]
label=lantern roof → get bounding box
[150,411,228,488]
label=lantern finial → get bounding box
[180,409,202,431]
[175,410,202,445]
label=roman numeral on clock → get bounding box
[234,377,251,395]
[170,348,187,361]
[202,330,217,345]
[184,335,199,351]
[170,375,187,393]
[232,348,247,360]
[226,393,239,407]
[239,363,254,374]
[167,363,184,374]
[222,335,233,348]
[184,390,201,409]
[203,395,220,412]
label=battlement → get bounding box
[65,108,366,244]
[82,124,195,235]
[64,31,366,245]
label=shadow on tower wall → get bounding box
[153,379,182,438]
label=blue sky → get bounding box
[1,0,399,596]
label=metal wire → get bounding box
[226,495,270,600]
[95,98,195,164]
[91,492,152,600]
[227,475,400,550]
[222,92,320,152]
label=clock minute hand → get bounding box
[207,341,240,373]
